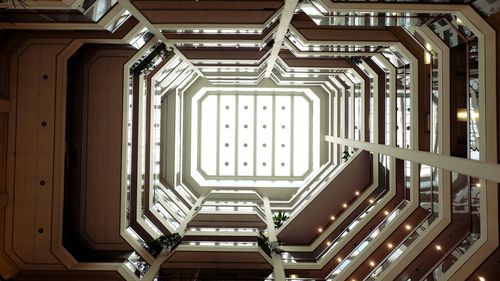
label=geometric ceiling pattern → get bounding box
[1,0,500,281]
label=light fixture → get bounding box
[318,227,323,233]
[457,108,468,122]
[343,203,348,208]
[457,108,479,122]
[476,183,481,188]
[387,242,393,249]
[424,50,432,65]
[435,245,442,251]
[369,261,375,267]
[405,224,412,230]
[478,276,486,281]
[355,191,360,196]
[369,199,374,204]
[330,215,335,221]
[384,210,389,216]
[290,274,299,279]
[337,257,342,262]
[326,241,331,246]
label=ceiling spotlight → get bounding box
[435,245,442,251]
[369,261,375,267]
[355,191,360,196]
[384,210,389,216]
[318,227,323,233]
[330,216,335,221]
[326,241,331,246]
[337,257,342,262]
[405,224,412,230]
[478,277,486,281]
[387,243,393,249]
[369,199,374,204]
[343,203,348,208]
[290,274,298,279]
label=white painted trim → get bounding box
[117,0,204,77]
[325,136,500,183]
[265,0,300,77]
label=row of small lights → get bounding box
[357,222,451,280]
[317,191,378,239]
[292,186,488,281]
[291,236,488,281]
[312,195,473,280]
[325,215,418,279]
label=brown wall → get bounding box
[278,151,372,244]
[65,44,136,255]
[10,38,71,266]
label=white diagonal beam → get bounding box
[264,0,299,77]
[325,136,500,183]
[117,0,204,77]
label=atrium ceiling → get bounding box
[1,0,500,281]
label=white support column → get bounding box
[263,197,286,280]
[140,196,205,281]
[265,0,299,77]
[331,77,347,155]
[374,54,397,147]
[342,75,356,140]
[360,60,378,144]
[349,70,366,141]
[393,42,418,151]
[334,87,340,165]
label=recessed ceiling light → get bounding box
[405,224,411,230]
[343,203,348,208]
[387,243,393,249]
[318,227,323,233]
[369,261,375,267]
[337,257,342,262]
[330,216,335,221]
[435,245,442,251]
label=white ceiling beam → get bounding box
[117,0,204,77]
[264,0,299,77]
[155,10,281,32]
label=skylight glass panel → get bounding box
[237,95,255,176]
[293,96,310,176]
[200,95,217,175]
[191,88,320,187]
[274,95,291,176]
[256,95,273,176]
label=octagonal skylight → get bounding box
[190,87,321,188]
